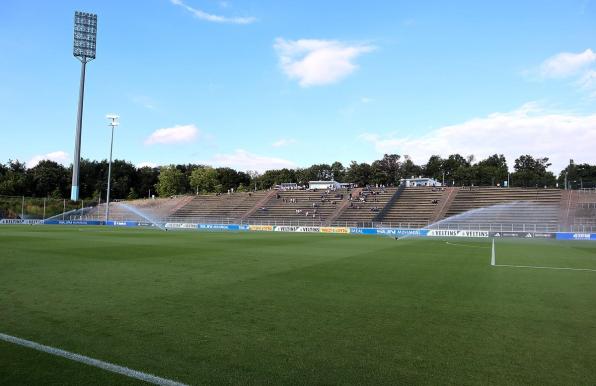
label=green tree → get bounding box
[0,160,30,196]
[136,166,160,198]
[371,154,401,185]
[423,155,444,182]
[301,164,333,182]
[78,159,105,199]
[215,167,250,192]
[511,155,556,187]
[442,154,471,185]
[110,160,137,199]
[399,156,423,181]
[475,154,508,186]
[190,167,219,193]
[155,165,187,196]
[127,188,139,199]
[346,161,372,186]
[330,161,346,182]
[557,160,596,189]
[259,168,297,188]
[28,160,69,197]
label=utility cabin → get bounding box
[400,177,442,187]
[276,183,299,190]
[308,181,341,190]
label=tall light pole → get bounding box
[105,114,119,222]
[71,11,97,201]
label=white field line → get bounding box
[445,241,490,249]
[494,264,596,272]
[0,333,188,386]
[490,239,596,272]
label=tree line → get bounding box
[0,154,594,201]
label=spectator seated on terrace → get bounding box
[335,187,397,226]
[247,188,350,224]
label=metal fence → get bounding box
[2,194,596,233]
[39,212,596,233]
[0,195,97,220]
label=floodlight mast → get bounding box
[70,11,97,201]
[105,115,119,223]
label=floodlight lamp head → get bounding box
[106,114,120,126]
[73,11,97,63]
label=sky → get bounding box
[1,0,595,174]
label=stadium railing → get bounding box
[23,212,595,233]
[0,195,94,220]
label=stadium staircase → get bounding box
[565,190,596,231]
[240,190,278,221]
[325,187,363,225]
[372,184,405,224]
[245,189,349,224]
[430,187,458,223]
[375,187,451,228]
[333,187,397,227]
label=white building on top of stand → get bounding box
[308,180,341,190]
[400,177,442,187]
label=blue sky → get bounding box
[1,0,595,173]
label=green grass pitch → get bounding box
[1,226,596,385]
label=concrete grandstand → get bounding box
[59,185,596,232]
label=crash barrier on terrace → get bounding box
[3,218,595,241]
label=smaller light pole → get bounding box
[105,114,119,223]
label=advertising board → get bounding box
[108,221,138,227]
[43,220,103,225]
[274,226,321,233]
[249,225,274,232]
[532,232,556,239]
[427,229,489,238]
[555,232,596,240]
[349,228,378,235]
[320,227,350,234]
[376,228,429,237]
[196,224,248,231]
[165,223,197,229]
[489,232,534,238]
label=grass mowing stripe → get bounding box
[494,264,596,272]
[492,238,596,272]
[0,333,188,386]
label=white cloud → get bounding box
[170,0,256,24]
[200,149,295,172]
[274,38,375,87]
[272,138,297,148]
[145,124,199,145]
[137,162,158,168]
[360,102,596,172]
[578,69,596,95]
[539,48,596,78]
[27,151,69,168]
[131,95,157,110]
[360,97,373,104]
